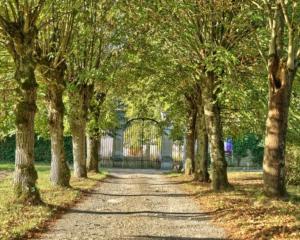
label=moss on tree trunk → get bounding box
[68,85,92,178]
[87,136,100,173]
[46,69,70,187]
[194,104,210,182]
[72,124,87,178]
[201,73,230,191]
[14,57,41,204]
[185,104,197,176]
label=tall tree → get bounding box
[86,92,106,172]
[37,0,77,186]
[0,0,45,204]
[184,91,198,175]
[143,0,258,190]
[262,0,300,197]
[68,0,122,176]
[194,86,210,182]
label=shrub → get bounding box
[286,145,300,186]
[0,135,73,163]
[233,134,264,166]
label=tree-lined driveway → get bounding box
[37,169,225,240]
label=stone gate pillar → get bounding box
[112,129,124,161]
[161,127,173,170]
[112,109,125,161]
[183,136,187,167]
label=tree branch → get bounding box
[279,0,292,30]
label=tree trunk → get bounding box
[46,70,70,187]
[201,73,230,191]
[194,105,210,182]
[263,62,294,197]
[69,85,92,178]
[87,136,100,173]
[13,58,41,204]
[72,124,87,177]
[185,103,197,175]
[262,2,298,197]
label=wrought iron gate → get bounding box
[122,118,162,169]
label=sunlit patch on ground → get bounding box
[0,163,107,240]
[171,171,300,240]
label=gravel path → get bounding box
[37,169,225,240]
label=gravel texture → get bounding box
[37,169,225,240]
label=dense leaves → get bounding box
[0,0,299,190]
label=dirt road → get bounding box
[37,169,225,240]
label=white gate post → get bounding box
[112,109,125,161]
[161,127,173,170]
[183,136,187,168]
[112,129,124,161]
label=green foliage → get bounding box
[0,0,299,189]
[233,134,264,165]
[0,48,15,139]
[87,93,119,137]
[286,145,300,186]
[0,136,73,163]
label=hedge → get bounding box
[0,135,73,163]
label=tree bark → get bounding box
[46,69,70,187]
[263,69,292,197]
[0,1,46,204]
[262,2,299,197]
[86,92,106,170]
[69,85,92,178]
[185,100,197,175]
[72,123,87,177]
[194,104,210,182]
[201,73,230,191]
[13,57,41,204]
[87,136,100,173]
[263,54,295,196]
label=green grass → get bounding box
[164,171,183,177]
[0,163,107,240]
[0,162,15,171]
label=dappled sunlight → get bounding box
[173,172,300,240]
[0,0,299,239]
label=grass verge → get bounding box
[0,163,107,240]
[170,171,300,240]
[0,162,15,171]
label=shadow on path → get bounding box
[88,192,198,198]
[99,179,193,186]
[67,209,212,221]
[126,236,224,240]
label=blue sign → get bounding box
[224,138,233,153]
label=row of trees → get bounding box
[179,1,300,196]
[0,0,127,204]
[121,0,300,197]
[0,0,299,205]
